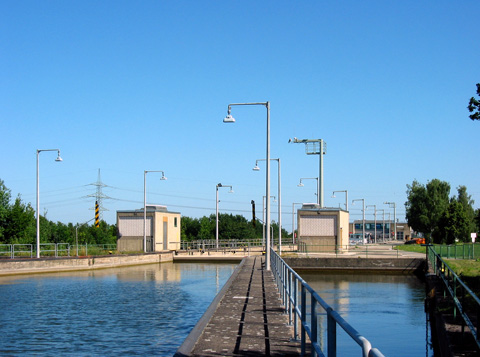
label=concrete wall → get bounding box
[284,257,426,274]
[0,252,174,276]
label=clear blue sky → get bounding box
[2,1,479,232]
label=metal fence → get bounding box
[270,248,384,357]
[432,243,480,260]
[0,243,117,259]
[427,245,480,351]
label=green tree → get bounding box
[4,196,36,244]
[0,180,11,242]
[456,185,476,239]
[405,179,450,243]
[468,83,480,121]
[438,201,469,244]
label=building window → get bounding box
[174,217,178,227]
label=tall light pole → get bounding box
[224,101,271,270]
[332,190,348,211]
[36,149,62,259]
[216,183,233,249]
[144,170,167,253]
[377,209,386,242]
[298,177,319,203]
[289,138,327,207]
[262,195,276,248]
[254,158,282,254]
[292,202,303,245]
[352,199,365,243]
[366,205,376,243]
[384,201,397,240]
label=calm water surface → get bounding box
[301,272,433,357]
[0,262,237,356]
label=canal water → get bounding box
[0,263,432,356]
[301,271,433,357]
[0,262,237,356]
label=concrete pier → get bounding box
[176,256,301,356]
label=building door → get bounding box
[163,217,168,250]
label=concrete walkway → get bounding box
[177,256,301,356]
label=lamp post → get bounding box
[289,138,327,207]
[366,205,376,243]
[298,177,319,203]
[36,149,62,259]
[262,195,276,249]
[224,101,271,270]
[332,190,348,211]
[292,202,303,245]
[377,209,386,242]
[144,170,167,253]
[384,201,397,241]
[216,183,233,249]
[254,158,282,253]
[352,199,365,243]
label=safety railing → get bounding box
[297,243,405,258]
[0,243,117,259]
[271,248,384,357]
[427,245,480,350]
[432,243,480,260]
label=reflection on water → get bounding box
[0,262,237,356]
[300,272,433,357]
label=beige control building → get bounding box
[117,205,181,252]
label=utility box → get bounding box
[117,205,181,252]
[297,204,349,252]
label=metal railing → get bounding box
[432,243,480,260]
[427,245,480,350]
[271,249,384,356]
[297,243,405,258]
[0,243,117,259]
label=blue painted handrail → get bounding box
[270,249,384,357]
[427,245,480,350]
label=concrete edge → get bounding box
[174,257,248,357]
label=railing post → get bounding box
[301,285,306,356]
[311,297,318,357]
[294,277,298,340]
[327,307,336,357]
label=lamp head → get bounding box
[228,188,234,193]
[55,151,63,162]
[297,183,304,187]
[223,114,235,123]
[252,164,260,171]
[160,175,167,180]
[331,194,336,198]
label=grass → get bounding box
[444,259,480,278]
[395,244,426,254]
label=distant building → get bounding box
[297,204,349,252]
[117,205,181,252]
[349,220,412,241]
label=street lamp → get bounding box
[262,195,276,248]
[144,170,167,253]
[366,205,377,243]
[352,199,365,243]
[384,201,397,240]
[289,138,327,207]
[254,158,282,254]
[377,209,386,242]
[332,190,348,211]
[224,101,271,270]
[36,149,62,259]
[216,183,233,249]
[298,177,319,202]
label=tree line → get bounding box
[181,213,290,242]
[405,179,479,244]
[0,179,117,246]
